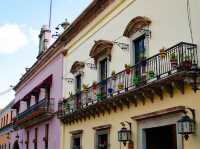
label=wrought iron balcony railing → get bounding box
[15,98,54,128]
[58,42,199,123]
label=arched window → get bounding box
[123,16,151,37]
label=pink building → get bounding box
[11,25,65,149]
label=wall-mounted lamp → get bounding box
[63,77,74,84]
[177,108,196,140]
[114,42,129,51]
[118,121,133,146]
[16,134,19,139]
[137,28,151,38]
[86,63,97,70]
[189,63,200,92]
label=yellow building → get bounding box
[57,0,200,149]
[0,101,14,149]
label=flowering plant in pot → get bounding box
[82,84,89,93]
[108,87,113,95]
[96,93,105,101]
[111,70,117,80]
[92,81,97,90]
[148,70,155,79]
[182,56,192,70]
[159,48,166,58]
[170,53,178,68]
[118,83,124,90]
[124,64,131,75]
[132,75,141,86]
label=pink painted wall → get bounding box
[11,54,63,149]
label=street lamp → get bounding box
[118,121,132,146]
[177,108,196,140]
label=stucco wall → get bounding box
[62,87,200,149]
[63,0,200,97]
[62,0,200,149]
[11,54,63,149]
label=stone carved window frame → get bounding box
[123,16,151,65]
[89,40,113,81]
[132,107,184,149]
[70,130,83,149]
[70,61,85,92]
[89,40,113,65]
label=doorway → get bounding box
[13,140,19,149]
[145,125,177,149]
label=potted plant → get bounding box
[108,88,113,95]
[92,81,97,90]
[182,56,192,70]
[124,64,131,75]
[96,93,104,101]
[75,89,81,95]
[100,79,107,86]
[132,75,141,86]
[111,70,117,80]
[82,84,89,92]
[148,70,155,79]
[170,53,178,68]
[159,48,166,58]
[141,72,147,82]
[140,56,147,67]
[118,83,124,90]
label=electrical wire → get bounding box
[0,86,14,96]
[186,0,194,43]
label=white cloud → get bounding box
[0,24,28,54]
[29,27,39,46]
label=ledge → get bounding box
[131,106,186,121]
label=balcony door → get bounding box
[99,58,108,96]
[75,74,82,109]
[133,35,146,76]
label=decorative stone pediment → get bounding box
[70,61,85,74]
[123,16,151,37]
[89,40,113,64]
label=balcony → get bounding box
[0,123,14,134]
[14,98,54,128]
[58,42,199,124]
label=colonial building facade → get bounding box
[0,100,14,149]
[10,25,65,149]
[57,0,200,149]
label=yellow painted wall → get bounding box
[61,0,200,148]
[62,87,200,149]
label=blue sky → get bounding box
[0,0,91,108]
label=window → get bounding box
[6,114,8,125]
[99,58,108,81]
[44,124,49,149]
[34,128,38,149]
[26,130,29,149]
[95,129,110,149]
[27,100,31,109]
[71,134,82,149]
[133,35,146,64]
[75,75,82,91]
[99,58,108,95]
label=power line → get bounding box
[0,86,14,96]
[186,0,194,43]
[48,0,53,29]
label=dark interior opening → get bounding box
[145,124,177,149]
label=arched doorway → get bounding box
[13,140,19,149]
